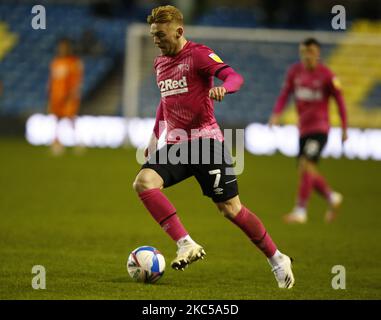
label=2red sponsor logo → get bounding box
[158,76,188,97]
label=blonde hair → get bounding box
[147,5,184,25]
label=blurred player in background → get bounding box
[133,5,295,289]
[47,38,83,155]
[269,38,348,224]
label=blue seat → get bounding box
[0,4,130,116]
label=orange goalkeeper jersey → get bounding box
[49,55,83,118]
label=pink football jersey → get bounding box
[273,62,347,137]
[153,41,229,143]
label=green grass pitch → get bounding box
[0,137,380,299]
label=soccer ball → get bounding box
[127,246,165,283]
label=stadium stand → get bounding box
[1,3,380,128]
[328,20,381,113]
[0,4,128,116]
[196,6,259,28]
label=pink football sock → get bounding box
[297,170,314,208]
[138,188,188,241]
[229,206,277,258]
[313,174,332,202]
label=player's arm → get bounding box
[145,101,164,158]
[269,67,294,126]
[329,75,348,142]
[209,66,244,102]
[195,47,243,102]
[145,132,158,159]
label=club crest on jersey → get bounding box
[208,53,223,63]
[158,76,188,97]
[177,63,189,72]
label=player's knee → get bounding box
[302,159,317,174]
[306,161,318,173]
[299,157,315,173]
[133,177,152,193]
[133,170,163,193]
[216,199,242,219]
[132,178,142,193]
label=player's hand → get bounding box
[342,129,348,143]
[145,133,158,160]
[268,114,280,127]
[144,145,156,159]
[209,87,227,102]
